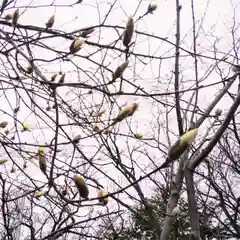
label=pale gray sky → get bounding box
[0,0,240,238]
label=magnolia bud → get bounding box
[0,121,8,128]
[26,65,33,74]
[103,129,110,134]
[147,3,157,13]
[168,128,198,160]
[93,122,100,132]
[11,165,16,173]
[22,123,30,132]
[74,174,89,199]
[13,106,20,113]
[95,110,106,117]
[69,39,85,54]
[232,65,240,73]
[134,133,143,139]
[4,129,9,135]
[46,15,55,28]
[112,60,129,80]
[51,73,57,81]
[72,134,81,143]
[61,187,68,196]
[114,103,139,123]
[12,8,20,26]
[215,108,222,117]
[61,189,67,196]
[5,14,13,21]
[38,148,47,174]
[81,28,95,38]
[98,189,109,206]
[0,159,8,165]
[46,104,51,111]
[23,161,27,169]
[35,190,48,198]
[58,73,65,84]
[123,16,134,47]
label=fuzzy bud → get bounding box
[123,16,134,47]
[72,134,81,143]
[103,129,110,135]
[232,65,240,73]
[11,165,16,173]
[13,106,20,113]
[74,174,89,199]
[23,161,27,169]
[26,65,33,74]
[5,14,13,21]
[112,60,129,80]
[61,185,69,196]
[0,159,8,165]
[98,189,109,206]
[58,73,65,84]
[147,3,157,13]
[95,110,106,117]
[168,128,198,160]
[46,15,55,28]
[4,129,9,135]
[114,103,139,123]
[22,123,30,132]
[12,8,20,26]
[38,148,47,174]
[81,28,95,38]
[51,73,57,81]
[35,190,48,198]
[46,104,51,111]
[134,133,143,139]
[215,108,222,117]
[93,122,100,132]
[0,121,8,128]
[69,38,85,54]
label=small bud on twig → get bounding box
[58,73,65,84]
[95,110,106,117]
[168,128,198,161]
[123,16,134,47]
[51,73,57,81]
[215,108,222,117]
[98,189,109,206]
[46,15,55,28]
[0,121,8,128]
[69,38,85,54]
[74,174,89,199]
[72,134,81,143]
[134,133,143,139]
[22,123,30,132]
[5,14,13,21]
[112,60,129,80]
[147,3,157,14]
[81,28,95,38]
[93,122,100,132]
[12,8,20,26]
[38,148,47,174]
[114,103,139,123]
[26,65,33,74]
[0,159,8,165]
[232,64,240,73]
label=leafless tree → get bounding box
[0,0,240,240]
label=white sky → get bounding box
[0,0,240,238]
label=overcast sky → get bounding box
[0,0,240,238]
